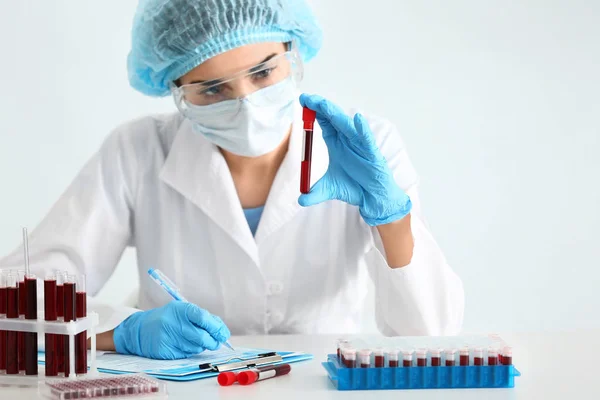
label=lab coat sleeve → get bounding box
[0,128,141,333]
[364,114,465,336]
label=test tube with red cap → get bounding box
[76,274,87,375]
[387,349,400,367]
[488,347,499,366]
[402,350,414,367]
[430,348,442,367]
[237,364,291,385]
[63,274,77,377]
[358,349,372,368]
[300,106,316,194]
[445,349,456,366]
[55,271,66,373]
[373,348,384,368]
[5,272,19,374]
[459,347,470,366]
[343,348,357,368]
[0,272,8,372]
[416,348,428,367]
[44,272,58,376]
[473,347,484,366]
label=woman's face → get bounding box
[178,42,289,104]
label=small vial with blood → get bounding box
[459,347,470,366]
[445,349,456,366]
[358,349,372,368]
[0,272,7,372]
[430,348,442,367]
[55,271,65,373]
[336,339,349,360]
[17,269,26,371]
[343,348,357,368]
[24,273,38,375]
[76,274,88,375]
[402,350,414,367]
[63,274,77,377]
[44,272,58,377]
[373,348,384,368]
[473,347,484,366]
[498,348,504,365]
[488,347,499,366]
[5,272,20,374]
[237,363,292,385]
[300,106,317,194]
[416,348,428,367]
[502,346,513,365]
[387,349,400,367]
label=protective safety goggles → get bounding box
[170,46,303,110]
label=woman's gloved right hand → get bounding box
[113,301,231,360]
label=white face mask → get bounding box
[185,78,297,157]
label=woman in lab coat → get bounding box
[0,0,464,360]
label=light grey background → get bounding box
[0,1,598,333]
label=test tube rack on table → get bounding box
[0,312,99,383]
[323,335,521,391]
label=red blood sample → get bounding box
[431,349,442,367]
[343,349,357,368]
[75,282,87,374]
[459,348,470,366]
[6,278,19,374]
[474,357,483,366]
[25,276,38,375]
[63,279,76,377]
[446,359,456,366]
[0,275,7,371]
[488,348,498,366]
[503,347,513,365]
[416,349,427,367]
[474,348,484,366]
[55,272,65,373]
[44,276,58,376]
[300,107,316,194]
[18,272,26,371]
[374,348,384,368]
[359,349,372,368]
[389,360,399,367]
[402,351,413,367]
[238,364,292,385]
[445,349,456,366]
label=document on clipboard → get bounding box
[38,347,313,382]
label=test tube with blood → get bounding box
[387,349,400,367]
[488,347,499,366]
[0,272,7,371]
[5,272,19,374]
[336,339,349,360]
[300,106,317,194]
[402,350,414,367]
[373,348,384,368]
[343,348,357,368]
[359,349,372,368]
[17,269,26,371]
[430,348,442,367]
[24,273,38,376]
[416,348,428,367]
[459,347,470,366]
[75,274,87,375]
[445,349,456,366]
[473,347,484,366]
[502,347,513,365]
[55,271,65,373]
[63,274,77,377]
[44,272,58,376]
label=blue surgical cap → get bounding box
[128,0,323,97]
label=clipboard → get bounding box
[199,352,283,372]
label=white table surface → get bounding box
[2,330,598,399]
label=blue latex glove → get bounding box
[113,301,231,360]
[298,94,412,226]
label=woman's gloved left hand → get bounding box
[298,94,412,226]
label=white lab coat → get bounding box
[0,103,464,337]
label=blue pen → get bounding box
[147,268,235,351]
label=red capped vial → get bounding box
[445,349,456,366]
[459,347,470,366]
[373,348,384,368]
[402,350,414,367]
[387,349,400,368]
[416,349,427,367]
[359,349,372,368]
[502,346,513,365]
[430,348,442,367]
[343,348,357,368]
[488,347,499,366]
[474,347,484,366]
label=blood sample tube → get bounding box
[445,349,456,366]
[55,271,65,373]
[359,349,372,368]
[0,272,7,371]
[336,339,349,360]
[459,347,470,366]
[237,363,291,385]
[343,348,356,368]
[300,106,316,194]
[488,347,498,366]
[44,273,58,376]
[431,348,442,367]
[76,274,87,375]
[402,350,414,367]
[63,274,76,377]
[502,347,513,365]
[387,349,400,367]
[6,273,19,374]
[17,269,26,371]
[498,348,504,365]
[373,348,384,368]
[416,348,427,367]
[474,347,484,366]
[25,273,38,375]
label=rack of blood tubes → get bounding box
[0,229,99,384]
[324,336,520,390]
